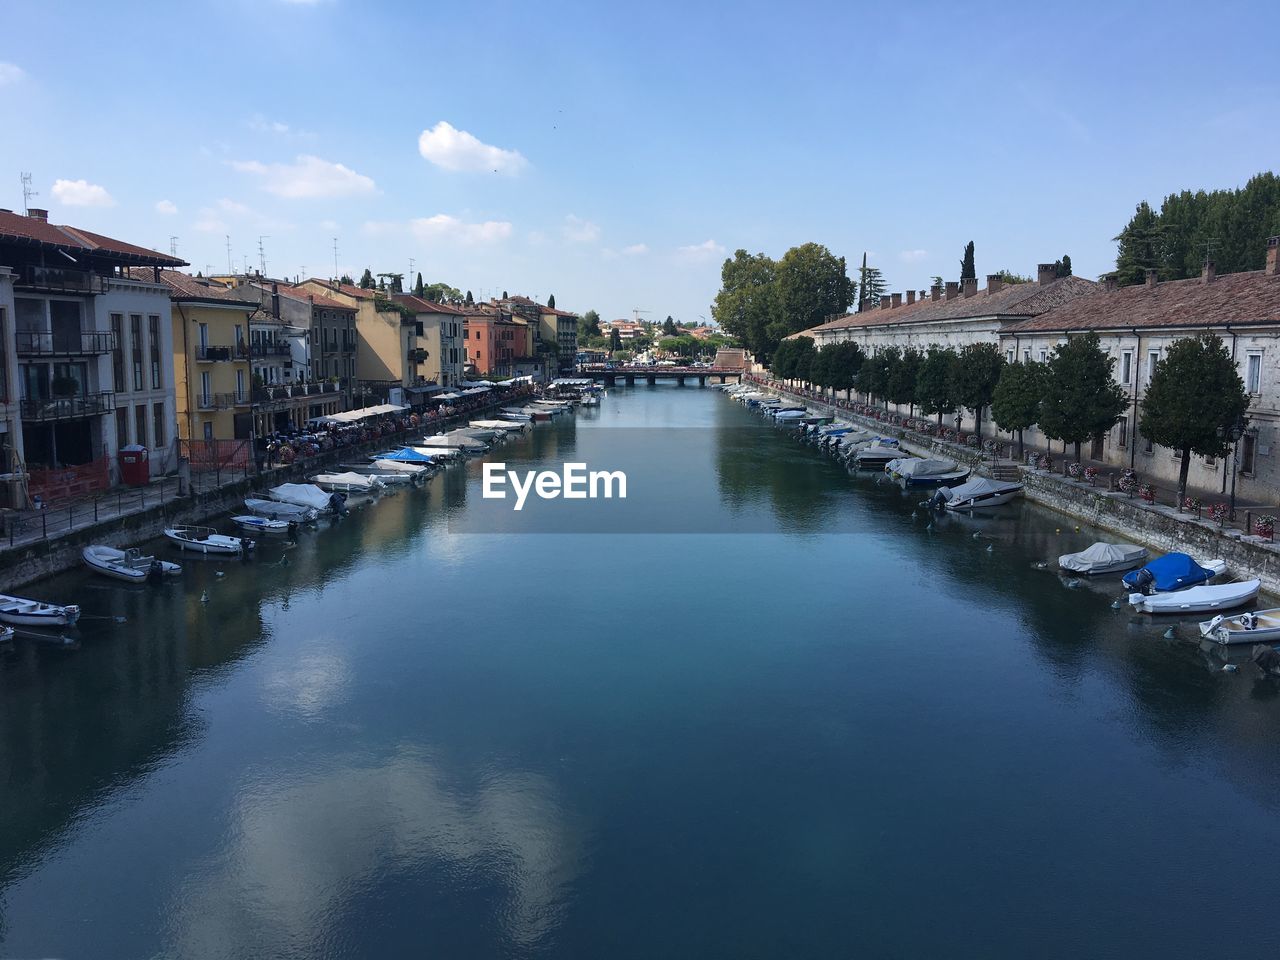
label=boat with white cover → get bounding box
[933,477,1024,510]
[1058,542,1148,575]
[83,544,182,583]
[418,432,488,452]
[231,515,296,536]
[888,457,970,487]
[499,408,533,421]
[471,419,528,433]
[1200,608,1280,644]
[269,483,344,513]
[310,472,384,494]
[0,592,81,627]
[245,497,319,522]
[1129,579,1260,615]
[852,443,902,469]
[371,459,431,477]
[165,525,252,555]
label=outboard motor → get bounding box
[287,520,299,540]
[146,559,164,585]
[329,492,348,516]
[1132,567,1155,595]
[925,488,950,511]
[242,538,257,558]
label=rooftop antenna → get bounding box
[333,237,339,280]
[258,235,270,276]
[408,257,415,289]
[225,235,233,274]
[169,236,179,257]
[19,172,37,215]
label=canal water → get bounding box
[2,386,1279,959]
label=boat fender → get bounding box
[1127,593,1146,607]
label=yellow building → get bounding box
[162,271,256,441]
[297,280,415,393]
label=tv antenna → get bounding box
[225,235,233,274]
[169,236,179,257]
[408,257,416,289]
[19,172,37,214]
[258,235,270,276]
[333,237,339,279]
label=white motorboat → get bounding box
[1122,553,1226,593]
[1200,608,1280,644]
[418,432,488,452]
[499,408,533,421]
[888,457,970,488]
[471,419,528,433]
[83,544,182,583]
[852,444,902,469]
[270,483,344,513]
[458,426,501,442]
[409,445,462,462]
[0,592,81,627]
[1129,579,1260,615]
[310,472,384,494]
[1058,542,1148,576]
[245,497,319,523]
[231,515,296,536]
[372,459,431,477]
[165,525,251,556]
[933,477,1024,510]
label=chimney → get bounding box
[945,281,958,301]
[1201,259,1216,283]
[931,284,942,302]
[880,297,891,310]
[962,278,978,298]
[986,273,1003,295]
[1102,274,1118,292]
[906,290,916,305]
[27,208,48,222]
[891,292,902,308]
[1267,236,1279,276]
[1037,263,1056,285]
[1145,268,1158,288]
[919,289,926,301]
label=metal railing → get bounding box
[15,330,116,356]
[14,264,101,293]
[196,344,247,362]
[251,341,293,357]
[20,391,115,421]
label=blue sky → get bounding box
[1,0,1277,324]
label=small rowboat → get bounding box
[231,515,295,536]
[83,544,182,583]
[1199,608,1280,644]
[0,592,81,626]
[1129,579,1260,615]
[165,525,252,556]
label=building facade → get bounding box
[393,295,467,387]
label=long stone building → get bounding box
[792,239,1280,499]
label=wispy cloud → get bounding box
[0,62,24,86]
[193,198,293,233]
[898,249,928,263]
[676,239,725,262]
[51,179,115,207]
[231,155,376,199]
[622,243,648,256]
[411,214,513,245]
[155,199,178,215]
[417,121,528,175]
[562,214,600,243]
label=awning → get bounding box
[309,403,409,425]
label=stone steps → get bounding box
[990,462,1023,482]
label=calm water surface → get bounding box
[2,386,1279,959]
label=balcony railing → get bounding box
[15,330,116,356]
[14,264,102,293]
[251,341,293,357]
[196,344,248,362]
[21,391,115,422]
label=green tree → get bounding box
[993,269,1032,284]
[930,275,943,292]
[413,272,424,296]
[991,360,1045,458]
[465,290,474,306]
[358,268,375,289]
[662,316,678,336]
[1139,333,1249,506]
[1039,333,1127,462]
[339,273,354,285]
[712,249,778,360]
[609,327,622,351]
[856,348,894,406]
[771,243,853,347]
[772,337,816,384]
[857,252,887,310]
[960,241,976,282]
[378,272,404,293]
[822,341,864,395]
[580,310,601,338]
[948,342,1005,437]
[424,282,462,302]
[547,294,556,308]
[887,346,923,413]
[1055,255,1072,278]
[1113,200,1165,285]
[917,346,959,426]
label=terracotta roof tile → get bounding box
[279,285,355,311]
[147,269,261,306]
[0,210,186,266]
[393,294,468,315]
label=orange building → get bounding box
[462,311,523,376]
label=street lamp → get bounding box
[1217,416,1248,520]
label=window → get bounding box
[1147,350,1160,380]
[1241,433,1257,475]
[1023,349,1031,363]
[131,314,144,391]
[1038,349,1047,363]
[203,421,214,441]
[135,404,148,448]
[0,308,6,403]
[1121,351,1132,384]
[111,313,125,391]
[200,371,211,402]
[1117,419,1127,448]
[116,406,129,446]
[153,402,165,447]
[149,315,162,388]
[1247,354,1262,394]
[1006,349,1014,364]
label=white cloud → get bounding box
[898,249,928,263]
[155,199,178,215]
[230,155,376,199]
[676,239,725,262]
[319,219,339,231]
[417,121,528,175]
[249,114,292,134]
[0,62,24,86]
[410,214,513,245]
[193,213,228,234]
[622,243,648,256]
[51,178,115,207]
[193,198,293,234]
[562,214,600,244]
[217,198,253,216]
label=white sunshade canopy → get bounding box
[310,403,408,425]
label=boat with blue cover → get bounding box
[1121,552,1226,593]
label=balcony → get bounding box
[251,341,293,357]
[197,393,232,411]
[21,391,115,422]
[14,264,102,294]
[15,330,116,356]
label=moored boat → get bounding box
[269,483,346,514]
[1121,553,1226,593]
[83,544,182,583]
[244,497,319,523]
[1058,542,1147,576]
[852,443,902,469]
[930,477,1024,510]
[310,472,384,494]
[0,592,81,627]
[888,457,970,487]
[165,525,252,556]
[231,515,296,536]
[1200,608,1280,644]
[371,459,431,477]
[1129,579,1260,615]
